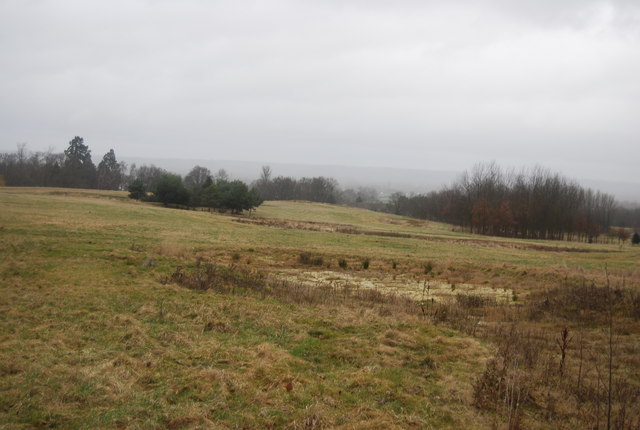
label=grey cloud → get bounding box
[1,0,639,187]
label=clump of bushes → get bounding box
[456,293,495,309]
[298,252,324,266]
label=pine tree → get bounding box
[62,136,96,188]
[127,179,146,200]
[97,149,123,190]
[154,174,190,206]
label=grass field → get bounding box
[1,188,639,429]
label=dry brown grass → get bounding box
[2,188,639,429]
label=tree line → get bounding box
[2,140,639,238]
[0,138,125,190]
[251,166,341,203]
[0,141,383,210]
[386,162,638,242]
[0,137,262,214]
[128,165,263,214]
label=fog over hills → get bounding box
[3,1,639,199]
[122,156,640,204]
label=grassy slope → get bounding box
[1,188,638,429]
[0,189,491,429]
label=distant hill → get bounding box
[122,156,640,204]
[122,156,460,196]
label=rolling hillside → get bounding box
[1,188,638,429]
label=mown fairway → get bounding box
[1,188,639,429]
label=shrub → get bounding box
[338,259,348,269]
[127,179,146,200]
[298,252,324,266]
[424,261,434,275]
[154,174,190,206]
[362,259,370,270]
[456,294,494,309]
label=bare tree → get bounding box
[212,168,229,183]
[184,165,212,192]
[390,162,619,243]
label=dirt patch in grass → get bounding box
[277,269,514,303]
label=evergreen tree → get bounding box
[154,174,190,206]
[247,188,264,214]
[632,232,640,246]
[62,136,96,188]
[201,183,220,210]
[218,180,251,214]
[97,149,123,190]
[127,179,146,200]
[200,180,263,214]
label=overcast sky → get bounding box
[1,0,639,184]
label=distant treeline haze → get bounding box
[253,163,639,241]
[1,139,639,239]
[251,166,341,203]
[387,162,636,242]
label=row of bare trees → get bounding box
[252,166,340,203]
[390,162,621,242]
